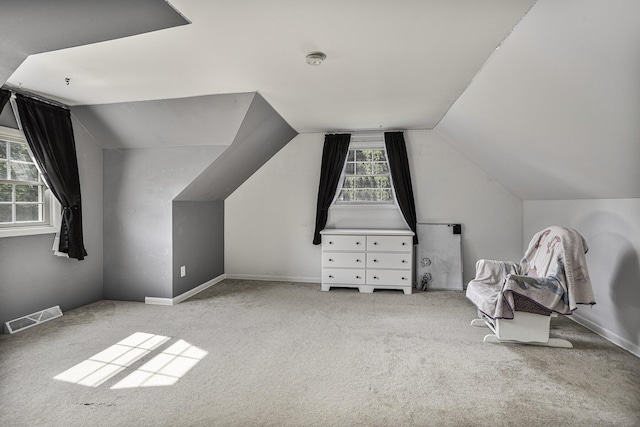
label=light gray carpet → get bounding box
[1,280,639,426]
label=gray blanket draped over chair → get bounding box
[467,226,596,320]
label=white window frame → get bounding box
[333,133,396,208]
[0,126,59,238]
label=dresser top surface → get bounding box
[320,229,414,236]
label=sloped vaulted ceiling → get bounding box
[0,0,188,85]
[71,93,256,148]
[435,0,640,200]
[5,0,536,132]
[5,1,638,201]
[71,92,297,201]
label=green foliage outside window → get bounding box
[338,148,393,203]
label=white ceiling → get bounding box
[6,0,536,133]
[5,0,638,200]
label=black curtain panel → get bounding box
[0,88,10,114]
[385,131,418,245]
[312,133,351,245]
[15,94,87,260]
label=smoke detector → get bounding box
[305,52,326,66]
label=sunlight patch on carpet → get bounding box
[54,332,171,387]
[111,339,207,389]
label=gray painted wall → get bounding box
[176,93,298,201]
[0,104,18,128]
[103,146,226,301]
[172,201,224,297]
[0,116,103,330]
[524,199,640,357]
[94,92,297,302]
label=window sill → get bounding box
[0,224,57,239]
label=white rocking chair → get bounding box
[466,226,595,348]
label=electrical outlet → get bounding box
[180,266,186,277]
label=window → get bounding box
[337,144,393,204]
[0,126,50,228]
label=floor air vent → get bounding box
[5,305,63,334]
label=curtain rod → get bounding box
[1,84,69,110]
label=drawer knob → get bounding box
[373,259,378,263]
[328,275,334,278]
[373,242,378,245]
[356,275,361,279]
[402,277,407,280]
[402,260,407,263]
[328,258,333,262]
[329,241,334,245]
[402,242,406,246]
[356,259,361,263]
[373,276,379,280]
[356,242,361,245]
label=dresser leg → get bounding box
[321,284,331,292]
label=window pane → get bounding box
[376,176,391,188]
[0,141,6,159]
[10,162,38,181]
[372,162,389,174]
[15,184,40,202]
[355,162,371,175]
[380,189,392,201]
[345,163,354,175]
[353,176,366,188]
[0,204,12,223]
[11,142,32,162]
[16,204,40,222]
[343,177,354,189]
[338,146,392,204]
[355,150,368,161]
[340,189,354,201]
[347,150,354,162]
[0,161,7,179]
[0,183,11,202]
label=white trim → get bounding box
[0,125,61,237]
[570,313,640,358]
[0,224,57,238]
[225,273,320,284]
[145,274,226,306]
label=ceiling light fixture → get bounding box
[305,52,326,66]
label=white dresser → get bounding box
[320,229,414,294]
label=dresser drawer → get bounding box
[323,268,366,284]
[367,235,412,252]
[366,253,412,269]
[323,252,365,268]
[366,269,412,286]
[322,234,365,251]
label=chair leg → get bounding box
[483,334,573,348]
[470,319,487,327]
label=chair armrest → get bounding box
[473,259,519,284]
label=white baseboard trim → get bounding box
[145,274,227,306]
[570,313,640,358]
[225,273,320,284]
